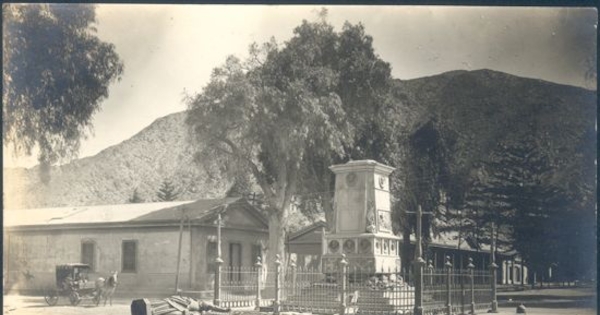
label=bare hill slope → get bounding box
[4,112,229,209]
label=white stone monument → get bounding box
[322,160,401,274]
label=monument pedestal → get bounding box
[322,160,401,275]
[322,233,400,274]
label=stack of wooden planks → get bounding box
[131,296,231,315]
[131,296,197,315]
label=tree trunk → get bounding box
[265,209,288,299]
[267,214,287,269]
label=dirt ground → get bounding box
[3,294,597,315]
[3,295,131,315]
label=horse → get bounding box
[94,271,118,306]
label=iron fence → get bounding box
[210,255,494,315]
[219,266,258,308]
[281,265,338,314]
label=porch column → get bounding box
[501,261,505,284]
[511,260,515,284]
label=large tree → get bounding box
[186,19,397,272]
[3,4,123,179]
[394,71,596,278]
[459,128,595,283]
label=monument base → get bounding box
[322,233,401,275]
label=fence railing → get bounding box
[210,255,494,315]
[219,266,258,308]
[422,262,492,315]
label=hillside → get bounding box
[395,69,595,175]
[4,112,230,209]
[3,69,595,209]
[396,69,596,133]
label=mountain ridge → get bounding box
[4,69,595,209]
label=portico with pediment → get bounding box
[322,160,401,274]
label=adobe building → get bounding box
[3,197,268,296]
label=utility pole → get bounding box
[490,222,499,312]
[175,209,186,294]
[406,205,432,315]
[214,209,225,306]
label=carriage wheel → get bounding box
[69,291,81,306]
[44,289,59,306]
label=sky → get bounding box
[3,5,597,168]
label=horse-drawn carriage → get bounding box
[44,263,115,306]
[44,263,96,306]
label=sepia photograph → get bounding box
[2,4,597,315]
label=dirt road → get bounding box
[4,294,596,315]
[4,295,130,315]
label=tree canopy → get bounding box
[186,19,399,270]
[396,71,596,282]
[3,4,123,175]
[186,16,595,283]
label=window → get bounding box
[251,244,262,264]
[81,241,95,271]
[206,241,217,273]
[122,240,137,272]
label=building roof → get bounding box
[288,219,328,240]
[131,197,253,222]
[4,200,194,227]
[4,197,267,229]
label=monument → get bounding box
[322,160,401,274]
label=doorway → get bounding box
[229,243,242,281]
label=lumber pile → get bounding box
[131,296,228,315]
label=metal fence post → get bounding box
[461,265,466,315]
[290,258,297,296]
[414,256,425,315]
[428,259,434,286]
[489,223,498,313]
[489,261,498,313]
[339,254,348,315]
[467,257,475,315]
[445,256,453,315]
[427,259,434,285]
[214,212,223,306]
[214,256,223,306]
[274,254,281,315]
[255,256,262,310]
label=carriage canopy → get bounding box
[55,263,91,286]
